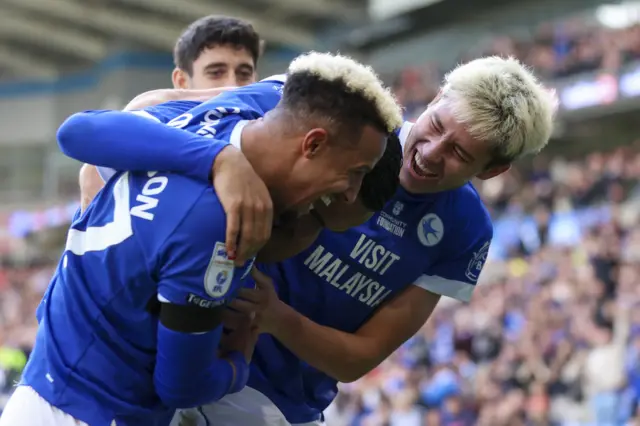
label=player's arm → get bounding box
[154,191,252,408]
[246,270,439,383]
[124,87,234,110]
[124,75,286,110]
[240,225,493,383]
[58,109,228,184]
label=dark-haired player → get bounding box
[0,52,402,426]
[171,15,260,90]
[80,15,264,264]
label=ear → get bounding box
[476,164,510,180]
[301,128,329,159]
[172,68,189,89]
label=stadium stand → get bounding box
[1,2,640,425]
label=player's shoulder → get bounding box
[208,75,285,116]
[444,182,493,238]
[130,100,202,124]
[127,171,221,240]
[125,171,232,268]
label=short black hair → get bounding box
[173,16,261,75]
[360,132,402,211]
[280,71,389,141]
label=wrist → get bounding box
[224,351,249,393]
[211,145,238,179]
[267,300,298,338]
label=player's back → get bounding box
[23,170,210,426]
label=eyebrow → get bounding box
[236,63,255,73]
[202,62,227,73]
[434,112,476,162]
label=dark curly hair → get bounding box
[359,132,403,211]
[279,71,390,143]
[173,16,261,75]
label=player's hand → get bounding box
[79,164,105,213]
[212,146,273,266]
[256,213,323,263]
[219,310,258,363]
[228,268,282,335]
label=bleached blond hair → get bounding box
[441,56,558,163]
[287,52,403,133]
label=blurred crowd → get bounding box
[2,9,640,426]
[325,147,640,425]
[392,20,640,120]
[3,149,640,426]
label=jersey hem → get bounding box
[412,275,474,302]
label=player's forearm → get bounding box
[124,87,232,111]
[155,322,248,408]
[57,110,228,182]
[269,302,375,383]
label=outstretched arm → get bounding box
[233,271,440,382]
[66,108,273,265]
[232,231,492,382]
[59,110,227,183]
[124,87,233,110]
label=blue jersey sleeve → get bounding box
[413,187,493,302]
[57,103,228,184]
[156,190,250,307]
[153,189,253,407]
[139,100,202,123]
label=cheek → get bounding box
[332,178,351,193]
[444,157,471,177]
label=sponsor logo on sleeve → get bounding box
[204,242,235,298]
[465,241,490,283]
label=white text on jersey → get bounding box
[130,172,168,221]
[302,234,400,309]
[167,107,241,138]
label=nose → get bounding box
[221,75,240,87]
[340,175,364,204]
[423,136,446,163]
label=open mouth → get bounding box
[410,150,439,179]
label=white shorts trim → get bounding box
[170,386,322,426]
[0,386,116,426]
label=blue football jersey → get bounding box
[76,77,493,424]
[97,76,285,183]
[248,122,493,423]
[24,127,256,424]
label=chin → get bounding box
[400,173,440,194]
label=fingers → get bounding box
[259,191,274,254]
[251,270,275,293]
[236,288,262,304]
[251,268,271,285]
[236,200,256,266]
[225,201,241,262]
[236,192,273,266]
[228,298,256,314]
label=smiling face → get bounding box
[285,124,387,216]
[400,99,510,194]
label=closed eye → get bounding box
[454,147,468,162]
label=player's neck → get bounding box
[240,121,291,215]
